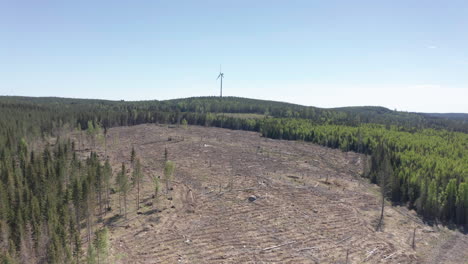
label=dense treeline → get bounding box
[0,139,110,263]
[2,96,467,133]
[0,96,467,262]
[259,119,468,226]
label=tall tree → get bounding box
[152,175,160,209]
[102,160,112,214]
[116,163,129,219]
[130,147,136,166]
[374,142,393,232]
[132,158,143,210]
[93,227,109,264]
[163,161,175,195]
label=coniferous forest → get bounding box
[0,96,467,263]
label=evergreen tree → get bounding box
[152,176,160,209]
[86,243,96,264]
[132,158,143,210]
[116,163,129,219]
[93,227,109,264]
[163,161,175,195]
[102,160,112,214]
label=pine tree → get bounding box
[152,176,160,209]
[132,158,143,210]
[375,142,393,232]
[86,243,96,264]
[102,160,112,214]
[116,163,129,219]
[456,182,468,226]
[86,121,95,150]
[444,179,458,221]
[130,147,136,166]
[163,161,175,195]
[93,227,109,264]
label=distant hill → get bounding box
[422,112,468,121]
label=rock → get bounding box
[248,195,257,202]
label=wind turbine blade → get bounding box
[217,73,221,80]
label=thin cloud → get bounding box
[427,45,437,49]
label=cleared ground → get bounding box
[74,124,467,264]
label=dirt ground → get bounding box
[72,124,468,264]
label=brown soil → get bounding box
[72,124,468,264]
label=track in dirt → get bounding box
[74,124,467,264]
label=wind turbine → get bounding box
[216,65,224,97]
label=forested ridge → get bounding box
[0,96,467,263]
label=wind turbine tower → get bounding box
[217,65,224,97]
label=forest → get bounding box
[0,96,467,263]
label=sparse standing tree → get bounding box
[103,126,108,158]
[86,185,96,243]
[361,155,370,178]
[86,243,96,264]
[132,158,143,210]
[375,142,393,232]
[93,227,109,264]
[164,161,175,195]
[152,176,160,209]
[103,160,112,214]
[116,163,129,218]
[77,123,83,151]
[130,146,136,166]
[87,121,95,150]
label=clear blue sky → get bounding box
[1,1,467,113]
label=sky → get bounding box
[1,0,467,113]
